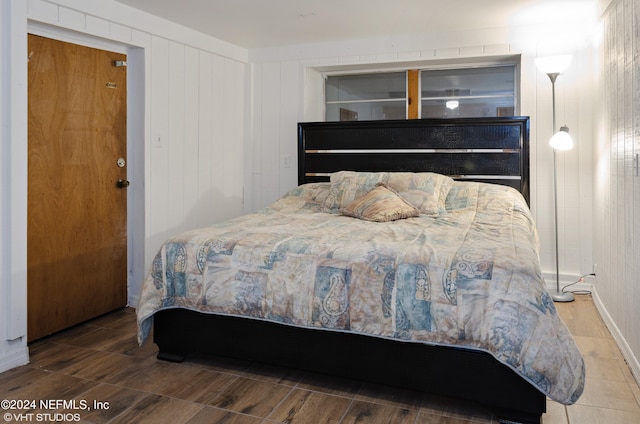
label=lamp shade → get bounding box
[535,55,572,74]
[550,126,573,150]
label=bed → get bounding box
[136,117,584,424]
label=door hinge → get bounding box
[113,60,127,67]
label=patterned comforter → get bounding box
[136,178,585,404]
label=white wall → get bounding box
[0,0,248,373]
[0,0,29,374]
[592,0,640,383]
[246,23,597,289]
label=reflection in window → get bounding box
[421,66,516,118]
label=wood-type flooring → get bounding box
[1,295,639,423]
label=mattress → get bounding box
[136,173,585,405]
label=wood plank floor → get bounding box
[1,295,639,423]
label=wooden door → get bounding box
[27,34,128,341]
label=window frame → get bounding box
[322,58,520,121]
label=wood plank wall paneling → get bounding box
[196,51,215,228]
[595,0,640,378]
[259,62,286,206]
[149,35,170,251]
[168,40,187,235]
[279,61,301,200]
[183,46,201,230]
[634,0,640,373]
[148,42,246,240]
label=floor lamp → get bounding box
[535,55,575,302]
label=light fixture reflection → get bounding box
[446,100,459,110]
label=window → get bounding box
[325,64,517,121]
[421,66,516,118]
[325,72,406,121]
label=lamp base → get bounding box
[551,290,575,303]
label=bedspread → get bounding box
[136,181,585,404]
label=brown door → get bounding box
[27,34,128,341]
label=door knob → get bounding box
[117,179,130,188]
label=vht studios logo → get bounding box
[2,399,110,422]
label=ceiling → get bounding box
[113,0,597,49]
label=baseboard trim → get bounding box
[546,280,593,293]
[544,274,593,296]
[591,288,640,388]
[128,293,140,308]
[0,347,29,374]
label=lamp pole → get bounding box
[547,72,575,302]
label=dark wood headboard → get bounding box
[298,117,530,204]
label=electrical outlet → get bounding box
[282,155,292,168]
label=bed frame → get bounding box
[298,117,530,204]
[153,117,545,423]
